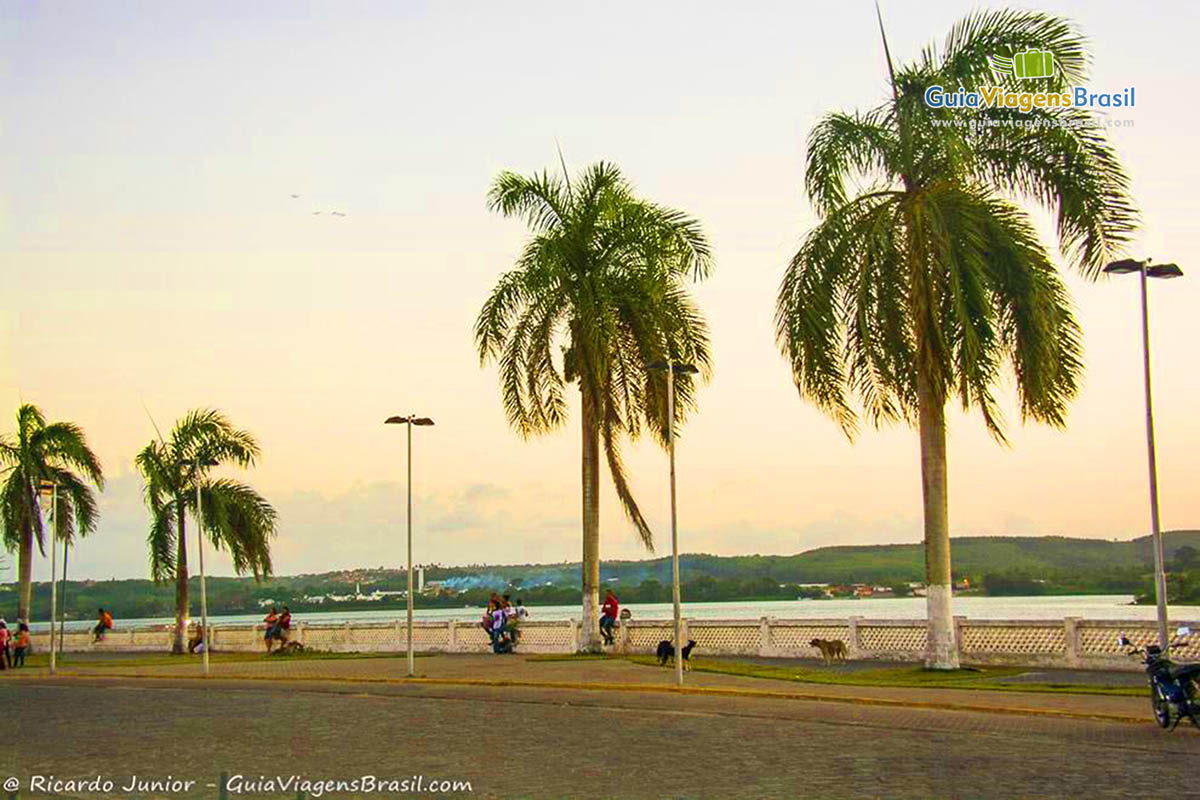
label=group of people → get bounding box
[262,604,292,651]
[481,593,527,654]
[0,619,31,669]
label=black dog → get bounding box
[656,639,696,669]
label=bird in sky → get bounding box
[312,211,322,215]
[290,194,301,199]
[331,211,346,217]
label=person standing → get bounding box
[12,622,30,668]
[0,619,9,670]
[510,598,528,645]
[263,605,279,652]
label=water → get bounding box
[35,595,1200,633]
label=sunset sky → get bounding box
[3,1,1198,581]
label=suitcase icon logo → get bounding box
[990,50,1056,80]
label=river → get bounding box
[38,594,1200,632]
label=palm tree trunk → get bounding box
[579,385,602,653]
[173,504,188,654]
[17,520,33,623]
[917,369,959,669]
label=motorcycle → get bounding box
[1119,625,1200,730]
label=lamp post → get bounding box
[36,480,58,675]
[58,537,69,659]
[182,457,218,676]
[647,360,698,687]
[385,414,435,677]
[1104,257,1184,650]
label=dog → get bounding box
[268,640,306,656]
[656,639,696,670]
[810,638,847,664]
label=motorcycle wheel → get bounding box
[1152,689,1171,728]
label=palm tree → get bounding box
[0,404,105,622]
[476,160,712,651]
[136,409,277,653]
[776,9,1137,668]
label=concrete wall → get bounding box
[31,616,1191,671]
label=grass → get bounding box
[4,650,434,670]
[624,656,1144,697]
[4,648,1145,698]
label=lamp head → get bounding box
[1147,263,1183,279]
[646,361,698,374]
[182,457,218,467]
[1104,258,1144,275]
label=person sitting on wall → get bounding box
[187,625,205,654]
[492,603,510,653]
[270,605,292,644]
[599,589,619,646]
[93,607,114,643]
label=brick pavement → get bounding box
[2,676,1196,799]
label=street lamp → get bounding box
[1104,257,1184,650]
[36,480,58,675]
[646,360,699,688]
[182,457,219,676]
[385,414,435,677]
[58,536,69,660]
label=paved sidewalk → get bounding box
[7,652,1163,724]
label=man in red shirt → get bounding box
[600,589,619,645]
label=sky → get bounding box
[2,1,1198,581]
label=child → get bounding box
[510,598,528,644]
[12,622,30,668]
[0,619,9,670]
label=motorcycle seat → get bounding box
[1172,664,1200,681]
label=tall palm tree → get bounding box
[776,10,1136,668]
[136,409,276,653]
[476,160,713,651]
[0,404,105,622]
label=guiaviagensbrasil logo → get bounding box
[924,48,1134,113]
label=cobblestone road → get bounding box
[3,677,1197,799]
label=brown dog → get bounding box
[810,638,847,664]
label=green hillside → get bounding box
[5,531,1195,620]
[570,530,1200,586]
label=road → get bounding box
[2,677,1196,799]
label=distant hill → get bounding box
[5,531,1196,619]
[540,530,1200,586]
